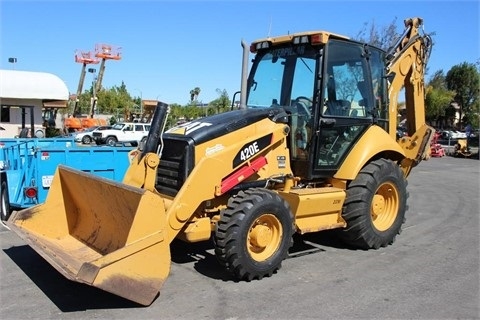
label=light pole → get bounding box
[8,57,17,69]
[88,68,97,117]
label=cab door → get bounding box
[311,39,386,178]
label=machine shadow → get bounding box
[3,245,143,312]
[171,229,350,281]
[3,230,349,311]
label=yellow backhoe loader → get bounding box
[7,17,434,306]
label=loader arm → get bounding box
[123,102,169,189]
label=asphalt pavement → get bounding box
[1,155,479,320]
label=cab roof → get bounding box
[251,30,350,47]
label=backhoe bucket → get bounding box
[6,165,171,306]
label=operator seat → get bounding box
[291,100,312,160]
[325,100,351,116]
[357,81,370,108]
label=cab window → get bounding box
[322,40,370,118]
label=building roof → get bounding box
[142,99,160,107]
[0,69,69,101]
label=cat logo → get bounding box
[166,121,212,135]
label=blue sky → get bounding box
[1,0,479,105]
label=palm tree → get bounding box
[190,87,201,102]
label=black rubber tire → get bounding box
[105,136,117,146]
[1,180,11,222]
[338,158,408,249]
[214,188,294,281]
[82,135,92,144]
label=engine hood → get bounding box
[165,107,287,145]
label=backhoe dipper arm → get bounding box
[385,17,434,172]
[386,17,433,137]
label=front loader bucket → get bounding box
[6,165,171,306]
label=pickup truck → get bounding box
[92,122,150,146]
[0,137,135,221]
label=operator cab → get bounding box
[246,33,388,179]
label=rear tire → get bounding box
[1,180,11,221]
[338,159,407,249]
[214,188,294,281]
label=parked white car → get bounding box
[71,125,112,144]
[92,122,150,146]
[441,130,467,140]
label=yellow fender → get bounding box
[334,126,405,180]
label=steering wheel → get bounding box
[293,96,313,118]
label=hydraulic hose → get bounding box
[141,102,169,159]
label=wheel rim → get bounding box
[247,213,283,261]
[371,182,399,231]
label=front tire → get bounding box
[1,179,11,221]
[214,188,294,281]
[82,135,92,144]
[338,159,407,249]
[105,136,117,146]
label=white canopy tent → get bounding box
[0,69,69,138]
[0,69,69,100]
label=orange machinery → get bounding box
[67,44,121,132]
[89,44,122,118]
[71,50,99,120]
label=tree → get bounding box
[354,17,400,51]
[445,62,480,129]
[165,103,184,129]
[184,103,203,120]
[73,83,135,122]
[74,90,92,116]
[189,87,201,103]
[428,70,447,90]
[425,70,456,127]
[209,89,231,114]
